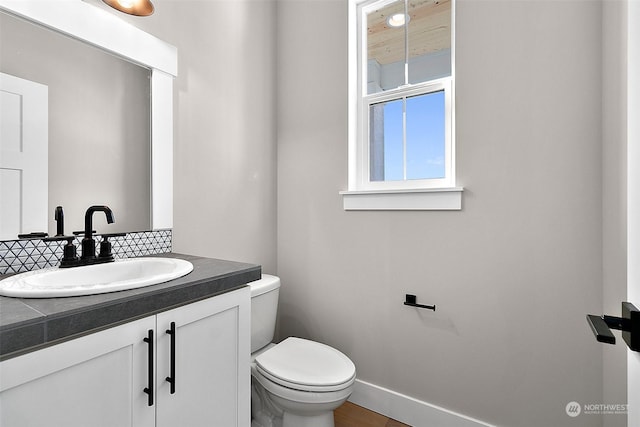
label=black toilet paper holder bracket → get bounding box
[404,294,436,311]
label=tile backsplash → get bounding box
[0,229,172,275]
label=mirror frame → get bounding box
[0,0,177,230]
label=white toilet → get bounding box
[249,274,356,427]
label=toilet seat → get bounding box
[255,337,356,392]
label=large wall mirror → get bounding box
[0,0,176,239]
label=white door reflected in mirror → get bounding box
[0,72,47,240]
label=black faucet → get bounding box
[44,205,123,268]
[81,205,115,260]
[43,206,78,267]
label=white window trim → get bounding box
[343,0,462,211]
[340,187,463,210]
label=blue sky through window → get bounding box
[381,90,445,181]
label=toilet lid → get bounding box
[255,337,356,391]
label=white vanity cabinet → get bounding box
[0,287,250,427]
[0,315,157,427]
[155,287,250,427]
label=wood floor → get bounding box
[334,402,411,427]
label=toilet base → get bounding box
[251,410,334,427]
[283,411,334,427]
[251,368,351,427]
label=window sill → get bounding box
[339,187,463,211]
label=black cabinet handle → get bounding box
[165,322,176,394]
[143,329,154,406]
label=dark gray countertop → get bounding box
[0,253,261,360]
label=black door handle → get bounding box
[587,302,640,351]
[165,322,176,394]
[143,329,154,406]
[587,315,616,344]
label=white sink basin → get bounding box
[0,257,194,298]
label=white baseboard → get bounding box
[348,379,495,427]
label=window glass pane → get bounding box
[406,91,445,179]
[370,91,445,183]
[369,99,403,181]
[366,0,452,94]
[366,0,405,94]
[407,0,452,85]
[384,100,404,180]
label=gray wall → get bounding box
[122,0,278,273]
[276,1,605,426]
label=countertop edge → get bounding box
[0,253,261,360]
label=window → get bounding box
[343,0,461,210]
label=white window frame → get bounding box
[342,0,462,210]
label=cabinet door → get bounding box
[0,316,156,427]
[156,287,250,427]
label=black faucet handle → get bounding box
[98,233,125,261]
[18,232,49,239]
[43,235,80,268]
[101,232,127,238]
[43,235,75,243]
[73,230,96,236]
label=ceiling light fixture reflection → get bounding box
[387,13,410,28]
[102,0,154,16]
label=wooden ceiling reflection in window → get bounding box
[367,0,451,66]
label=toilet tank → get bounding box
[249,274,280,353]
